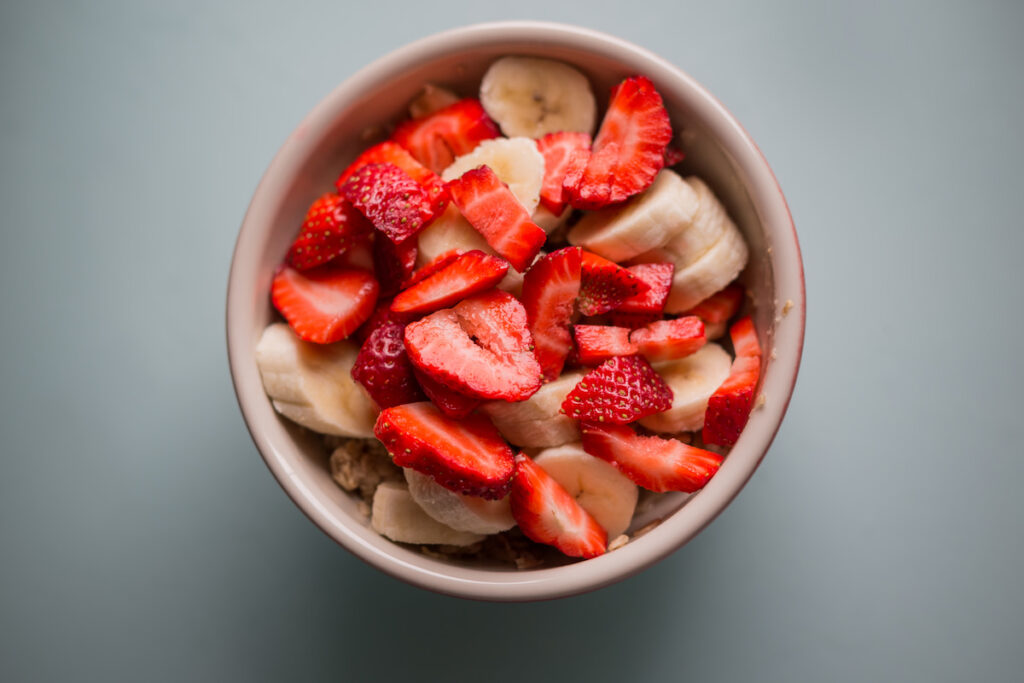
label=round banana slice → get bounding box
[534,443,638,538]
[649,176,736,268]
[441,137,545,214]
[481,370,586,448]
[255,323,378,437]
[371,482,486,546]
[480,56,597,139]
[638,343,732,433]
[663,225,749,313]
[404,469,516,535]
[415,204,492,268]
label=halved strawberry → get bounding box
[404,290,542,401]
[510,454,607,559]
[404,249,465,288]
[372,235,418,298]
[271,265,378,344]
[334,141,447,214]
[578,251,649,316]
[391,250,508,315]
[391,98,500,174]
[536,131,592,214]
[561,354,673,424]
[286,193,372,270]
[615,263,674,314]
[573,325,638,365]
[564,76,672,209]
[630,316,707,362]
[374,402,514,499]
[684,283,745,324]
[581,422,723,493]
[446,166,547,272]
[412,367,480,419]
[521,247,583,381]
[339,163,436,245]
[703,316,762,446]
[351,320,425,408]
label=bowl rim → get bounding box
[226,20,805,601]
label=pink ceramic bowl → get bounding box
[227,21,804,601]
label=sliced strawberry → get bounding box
[412,367,481,419]
[663,146,686,167]
[372,234,418,298]
[578,251,649,316]
[616,263,674,314]
[581,422,723,493]
[271,265,378,344]
[510,454,607,559]
[561,354,672,424]
[404,290,542,401]
[353,298,413,344]
[286,193,372,270]
[630,316,707,362]
[391,98,500,174]
[703,316,762,446]
[334,141,447,214]
[573,325,638,365]
[391,250,508,314]
[339,163,436,245]
[536,131,592,214]
[446,166,547,272]
[405,249,465,288]
[521,247,583,381]
[684,283,745,324]
[564,76,672,209]
[374,402,514,499]
[350,320,425,408]
[606,311,662,329]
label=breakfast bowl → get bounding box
[226,20,804,601]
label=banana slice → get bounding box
[404,468,516,535]
[480,56,597,139]
[481,370,586,448]
[649,177,735,268]
[371,482,486,546]
[408,84,460,119]
[441,137,545,214]
[534,443,638,538]
[415,204,492,268]
[567,170,700,262]
[663,225,749,313]
[638,343,732,433]
[255,323,378,437]
[532,204,572,235]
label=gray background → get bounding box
[1,0,1021,681]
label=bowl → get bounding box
[226,20,805,601]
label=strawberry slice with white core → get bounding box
[391,98,500,174]
[630,316,707,362]
[521,247,583,381]
[536,131,592,214]
[271,265,378,344]
[391,250,508,315]
[703,316,762,446]
[573,325,638,365]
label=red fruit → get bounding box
[630,316,707,362]
[372,235,418,297]
[573,325,638,365]
[404,249,465,288]
[580,422,723,493]
[536,131,592,214]
[578,251,649,316]
[339,163,436,245]
[350,321,425,408]
[374,402,514,499]
[271,265,378,344]
[561,354,673,424]
[412,368,481,419]
[703,316,762,446]
[446,166,547,272]
[353,298,413,344]
[663,146,686,167]
[521,247,583,381]
[391,98,500,174]
[616,263,674,314]
[404,290,542,401]
[684,283,745,324]
[564,76,672,209]
[334,141,447,214]
[510,454,607,559]
[391,250,509,314]
[286,193,372,270]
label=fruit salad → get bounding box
[255,56,761,564]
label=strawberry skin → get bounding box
[339,162,437,245]
[573,325,638,365]
[616,263,674,314]
[630,316,707,362]
[578,251,649,316]
[536,131,592,214]
[271,265,378,344]
[510,454,607,559]
[391,250,508,315]
[521,247,583,381]
[372,234,418,298]
[351,320,425,408]
[286,193,372,270]
[703,316,762,446]
[335,141,447,214]
[684,283,745,324]
[392,98,500,174]
[446,166,547,272]
[412,367,481,419]
[374,402,514,499]
[562,354,673,424]
[404,290,542,401]
[581,422,723,493]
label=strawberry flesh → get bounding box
[372,234,418,298]
[616,263,674,314]
[391,98,500,174]
[578,251,649,316]
[351,321,425,408]
[684,283,745,324]
[630,316,707,362]
[286,193,372,270]
[412,367,481,419]
[339,162,436,245]
[521,247,583,381]
[561,354,672,424]
[404,249,465,288]
[391,250,509,314]
[335,141,447,214]
[536,131,592,214]
[271,265,378,344]
[703,316,762,446]
[573,325,638,365]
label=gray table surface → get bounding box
[2,1,1022,681]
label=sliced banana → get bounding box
[481,370,586,448]
[479,56,597,139]
[408,83,460,119]
[404,468,516,535]
[532,204,572,235]
[638,343,732,433]
[441,137,545,213]
[534,443,638,538]
[371,482,486,546]
[255,323,378,437]
[567,170,699,262]
[663,225,749,313]
[415,204,492,268]
[650,177,735,267]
